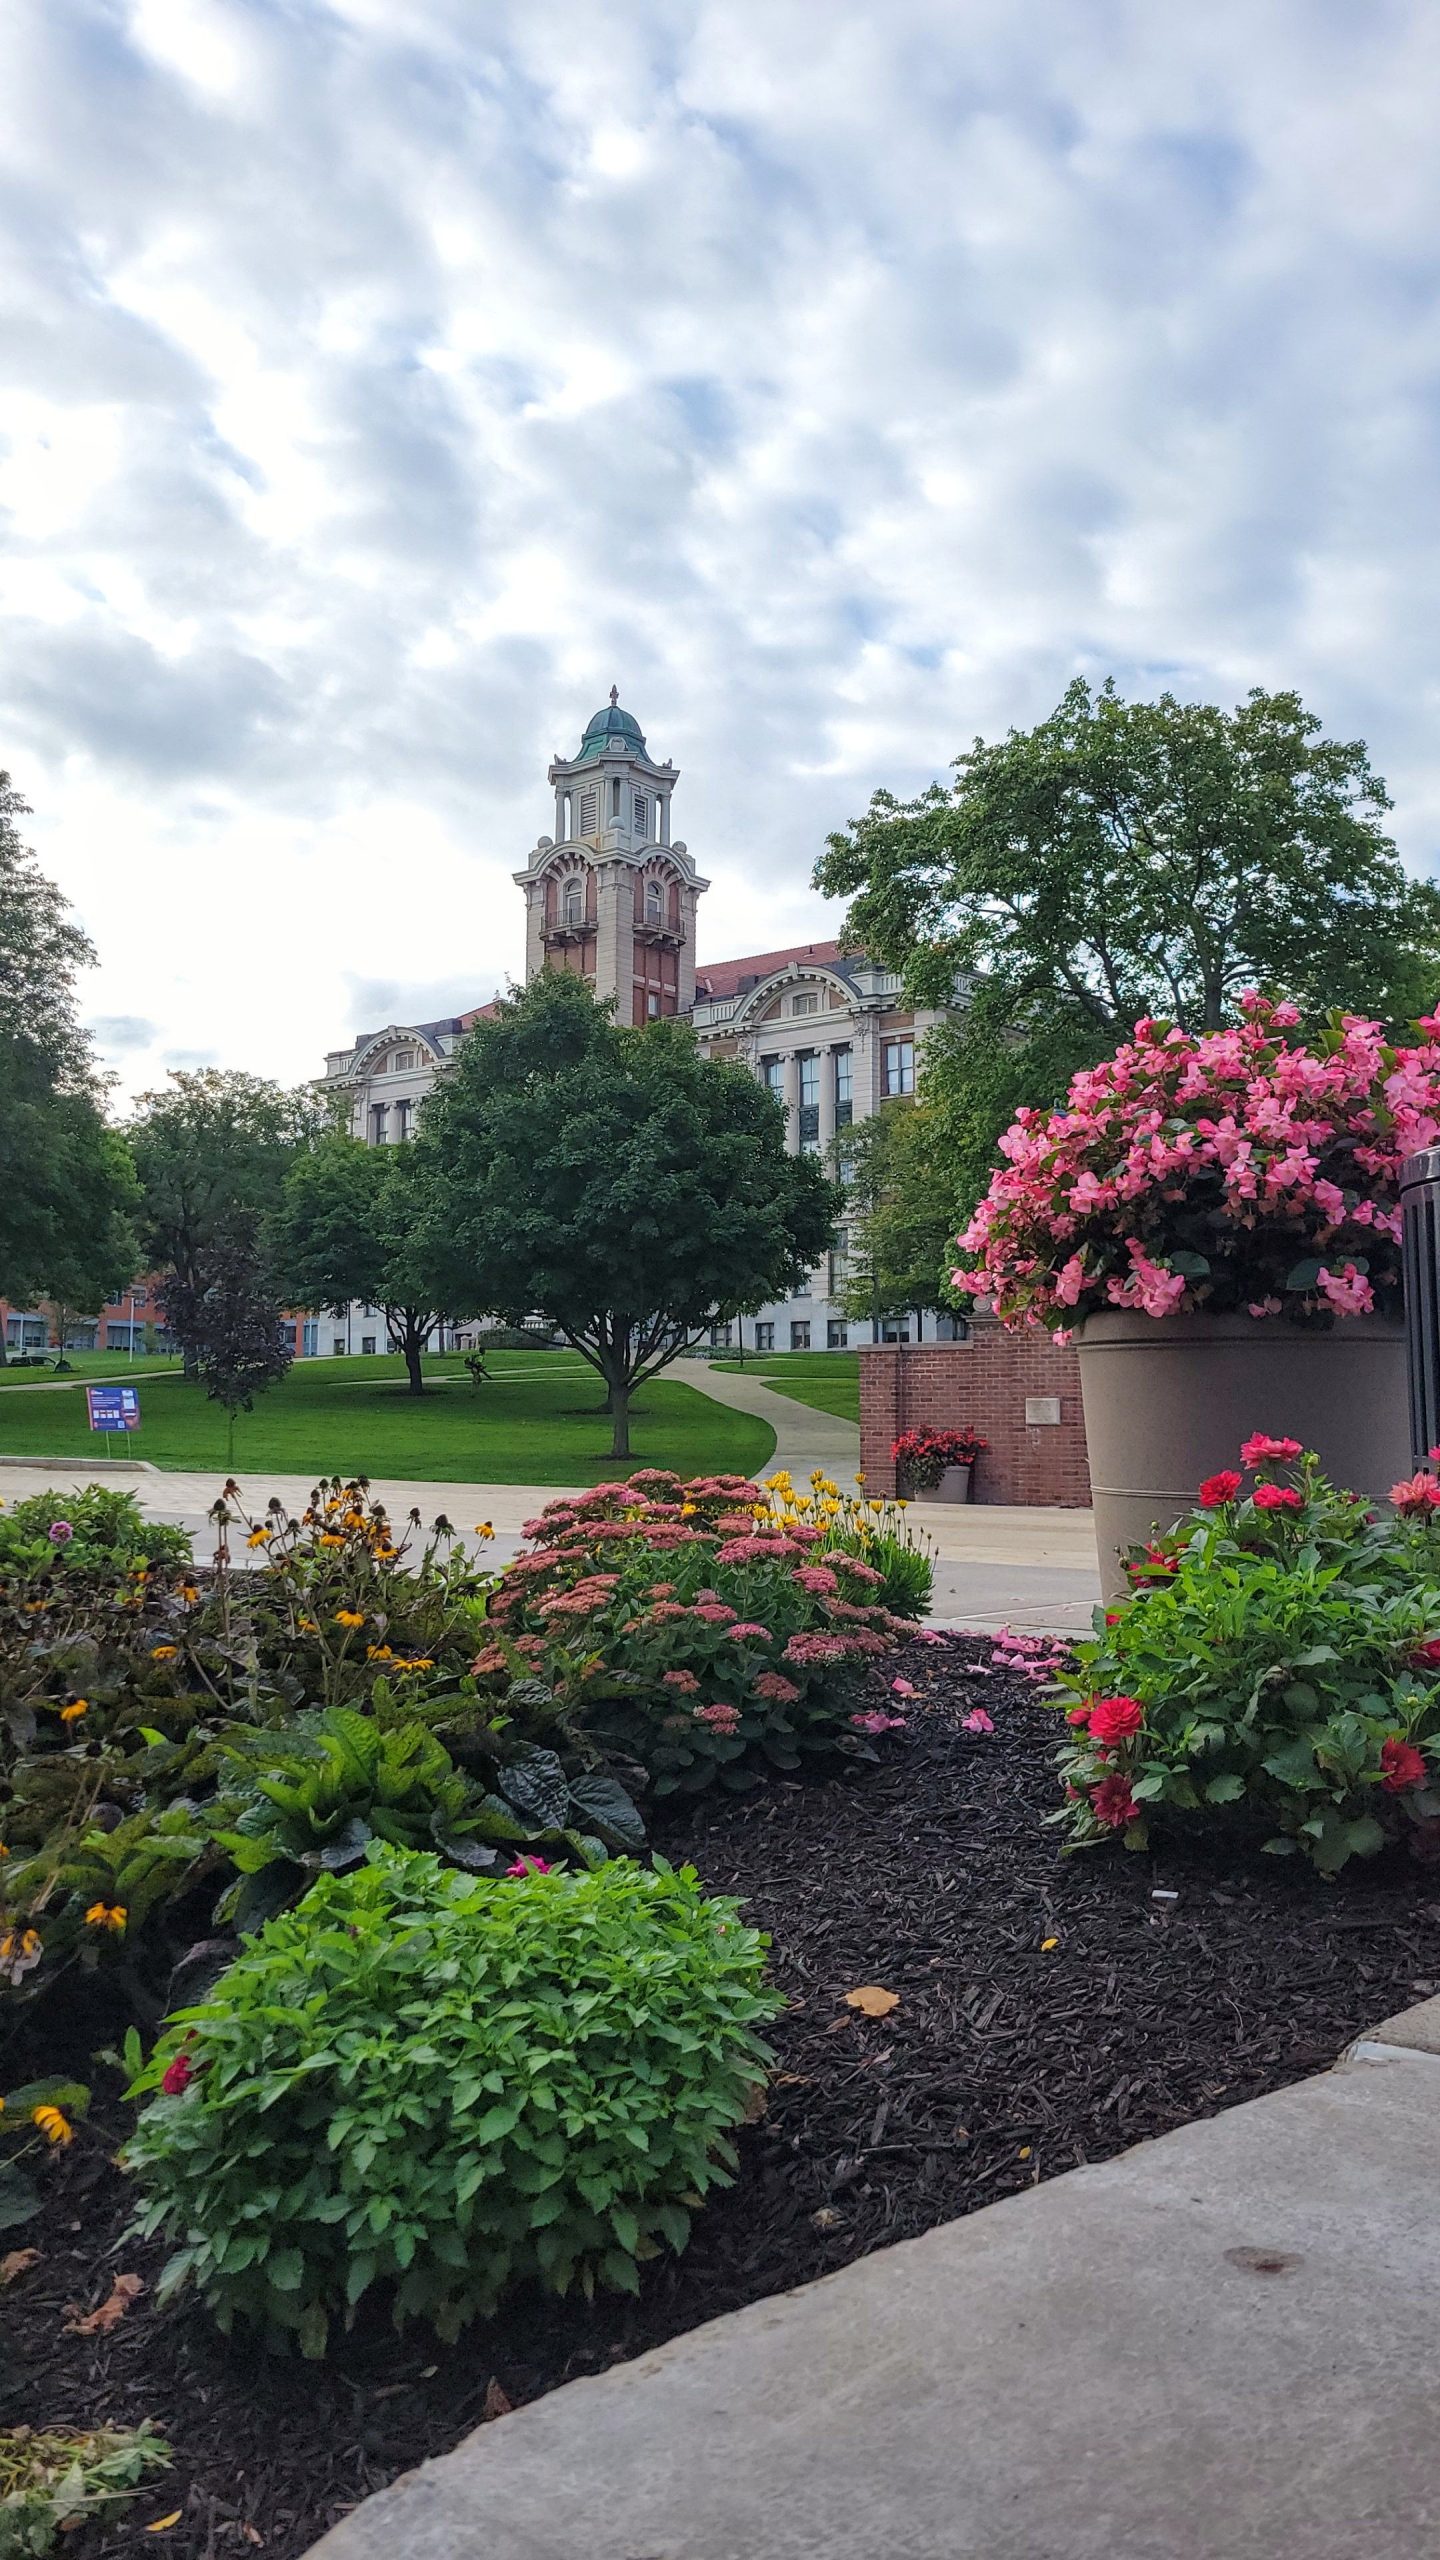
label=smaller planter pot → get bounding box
[933,1464,974,1505]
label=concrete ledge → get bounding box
[1355,1990,1440,2056]
[309,2006,1440,2560]
[0,1452,162,1474]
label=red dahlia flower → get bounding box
[1380,1737,1427,1792]
[1091,1774,1140,1829]
[1088,1694,1144,1747]
[1240,1433,1303,1466]
[1253,1483,1303,1512]
[1198,1470,1243,1507]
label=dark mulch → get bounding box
[6,1638,1440,2557]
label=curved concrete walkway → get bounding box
[682,1359,859,1485]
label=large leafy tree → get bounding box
[269,1138,459,1395]
[127,1070,324,1371]
[816,679,1440,1235]
[418,973,840,1457]
[0,778,140,1359]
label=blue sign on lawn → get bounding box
[87,1385,141,1434]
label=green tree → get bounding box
[418,973,840,1458]
[832,1101,959,1332]
[159,1217,294,1463]
[269,1138,459,1395]
[127,1070,323,1373]
[817,680,1440,1031]
[816,680,1440,1238]
[0,780,140,1362]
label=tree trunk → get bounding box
[608,1378,631,1459]
[403,1317,425,1396]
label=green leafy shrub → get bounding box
[212,1708,644,1928]
[0,1484,191,1575]
[1056,1442,1440,1872]
[0,2423,169,2554]
[479,1472,910,1794]
[126,1847,781,2354]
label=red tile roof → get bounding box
[693,940,849,1001]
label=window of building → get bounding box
[754,1321,775,1352]
[395,1099,413,1141]
[790,1320,811,1350]
[579,786,598,833]
[369,1103,388,1144]
[333,1337,346,1356]
[644,879,662,924]
[391,1048,414,1071]
[880,1316,912,1343]
[303,1321,319,1358]
[634,793,648,838]
[762,1056,784,1102]
[709,1320,733,1348]
[797,1050,820,1151]
[834,1045,853,1128]
[827,1319,849,1349]
[647,992,660,1017]
[563,876,584,926]
[882,1037,915,1096]
[791,989,818,1016]
[611,778,622,817]
[361,1334,377,1356]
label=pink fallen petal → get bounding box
[961,1707,995,1734]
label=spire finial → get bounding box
[609,683,619,707]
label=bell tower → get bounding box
[513,691,709,1024]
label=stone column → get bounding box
[593,863,630,1016]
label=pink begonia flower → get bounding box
[961,1707,995,1734]
[1316,1262,1375,1317]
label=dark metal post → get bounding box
[1400,1148,1440,1463]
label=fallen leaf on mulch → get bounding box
[145,2513,183,2534]
[0,2248,43,2286]
[482,2379,513,2421]
[742,2083,768,2123]
[64,2272,143,2334]
[844,1986,900,2017]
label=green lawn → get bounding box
[711,1350,860,1424]
[0,1352,775,1485]
[0,1351,181,1386]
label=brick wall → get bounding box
[859,1335,1091,1506]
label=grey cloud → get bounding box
[88,1014,158,1050]
[342,974,503,1039]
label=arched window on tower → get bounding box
[563,876,584,928]
[644,879,662,927]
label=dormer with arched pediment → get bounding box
[513,691,709,1025]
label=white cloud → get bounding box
[2,0,1439,1104]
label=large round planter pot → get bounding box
[933,1464,974,1505]
[1076,1310,1410,1596]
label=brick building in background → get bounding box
[320,692,970,1355]
[1,1276,319,1363]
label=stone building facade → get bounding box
[318,696,964,1353]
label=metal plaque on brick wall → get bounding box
[1024,1394,1062,1427]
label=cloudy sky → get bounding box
[4,0,1440,1103]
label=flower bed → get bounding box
[5,1641,1435,2559]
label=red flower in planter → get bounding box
[1088,1694,1144,1747]
[1240,1433,1303,1466]
[1410,1639,1440,1670]
[1253,1483,1303,1512]
[1390,1472,1440,1518]
[1198,1470,1243,1507]
[1091,1774,1140,1829]
[1380,1738,1427,1792]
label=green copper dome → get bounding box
[574,689,648,763]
